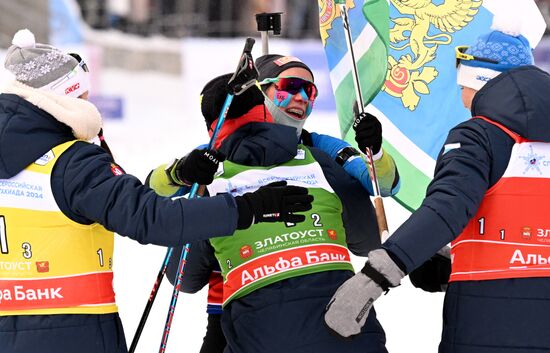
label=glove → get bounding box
[353,103,382,155]
[168,148,225,186]
[234,181,314,230]
[324,249,405,338]
[409,246,451,292]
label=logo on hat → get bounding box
[65,83,80,95]
[273,56,304,67]
[475,75,492,83]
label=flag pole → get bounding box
[336,0,389,241]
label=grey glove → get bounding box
[324,249,405,337]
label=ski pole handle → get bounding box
[243,37,255,53]
[373,196,389,241]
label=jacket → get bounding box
[0,82,240,353]
[168,122,387,353]
[383,66,550,353]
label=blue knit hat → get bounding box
[457,17,534,90]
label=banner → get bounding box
[319,0,546,211]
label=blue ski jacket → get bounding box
[383,66,550,353]
[0,94,240,246]
[0,91,240,353]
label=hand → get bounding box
[352,103,382,155]
[324,249,404,337]
[409,246,451,292]
[168,148,225,186]
[234,181,314,230]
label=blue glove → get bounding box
[308,132,374,195]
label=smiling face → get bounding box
[265,67,314,121]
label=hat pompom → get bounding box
[12,29,36,48]
[490,13,522,37]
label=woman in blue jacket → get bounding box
[0,29,311,353]
[325,20,550,353]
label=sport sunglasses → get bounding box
[46,53,90,92]
[455,46,499,68]
[260,76,318,101]
[69,53,90,73]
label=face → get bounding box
[460,86,476,110]
[265,67,315,121]
[78,91,89,100]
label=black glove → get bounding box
[409,246,451,292]
[168,148,225,186]
[234,181,314,230]
[353,103,382,155]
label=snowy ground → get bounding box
[94,40,445,353]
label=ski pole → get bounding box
[128,246,171,353]
[255,12,282,56]
[130,37,257,353]
[158,37,258,353]
[336,0,389,241]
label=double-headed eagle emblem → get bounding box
[386,0,481,110]
[319,0,482,110]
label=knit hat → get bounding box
[456,17,534,91]
[256,55,314,82]
[201,73,265,129]
[4,29,90,98]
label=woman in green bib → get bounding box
[164,73,388,353]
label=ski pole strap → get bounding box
[361,262,391,293]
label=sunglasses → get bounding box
[69,53,90,73]
[43,52,91,94]
[455,46,499,68]
[260,76,318,101]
